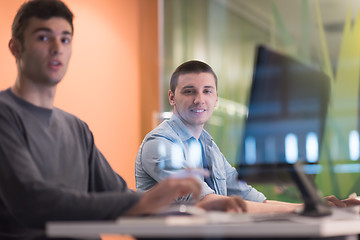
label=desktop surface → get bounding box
[46,208,360,239]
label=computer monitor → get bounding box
[236,45,331,216]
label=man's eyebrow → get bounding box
[181,85,215,90]
[32,27,73,35]
[182,86,195,89]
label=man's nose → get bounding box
[194,93,204,104]
[50,39,61,55]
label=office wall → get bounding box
[0,0,156,191]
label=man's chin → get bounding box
[47,80,61,87]
[47,76,63,86]
[191,120,207,127]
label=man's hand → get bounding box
[325,195,360,208]
[195,194,247,213]
[125,177,201,216]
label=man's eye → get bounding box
[61,37,71,44]
[204,90,212,94]
[38,35,48,41]
[183,90,193,94]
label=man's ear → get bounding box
[168,89,175,106]
[9,38,22,59]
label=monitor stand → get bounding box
[290,162,332,217]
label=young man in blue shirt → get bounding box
[136,60,360,212]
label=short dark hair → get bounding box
[170,60,218,93]
[12,0,74,45]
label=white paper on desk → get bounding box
[165,212,253,225]
[205,212,253,224]
[165,216,207,225]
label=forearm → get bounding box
[264,199,302,206]
[246,200,301,213]
[126,178,202,216]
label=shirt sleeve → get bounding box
[139,137,215,201]
[0,104,142,229]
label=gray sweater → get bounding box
[0,88,141,239]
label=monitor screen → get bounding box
[236,45,331,184]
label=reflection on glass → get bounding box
[238,46,329,166]
[188,140,202,168]
[157,139,203,172]
[166,144,183,170]
[245,136,256,165]
[236,46,330,184]
[306,132,318,163]
[334,163,360,174]
[303,164,323,175]
[285,133,298,164]
[265,137,276,163]
[330,134,339,161]
[158,142,166,170]
[349,130,359,161]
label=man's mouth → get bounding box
[51,61,61,66]
[49,60,62,67]
[191,109,206,113]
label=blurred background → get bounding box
[160,0,360,202]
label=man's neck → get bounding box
[11,80,56,109]
[174,113,203,139]
[188,126,202,140]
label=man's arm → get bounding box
[261,196,360,212]
[247,200,300,213]
[137,137,215,199]
[324,195,360,207]
[196,194,247,213]
[196,194,298,213]
[137,137,248,212]
[125,177,202,216]
[0,106,141,228]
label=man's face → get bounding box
[15,17,72,86]
[169,72,218,132]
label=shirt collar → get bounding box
[169,113,213,144]
[169,114,194,142]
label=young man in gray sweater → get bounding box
[0,1,247,239]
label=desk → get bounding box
[46,212,360,239]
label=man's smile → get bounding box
[191,108,206,113]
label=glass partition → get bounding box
[161,0,360,202]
